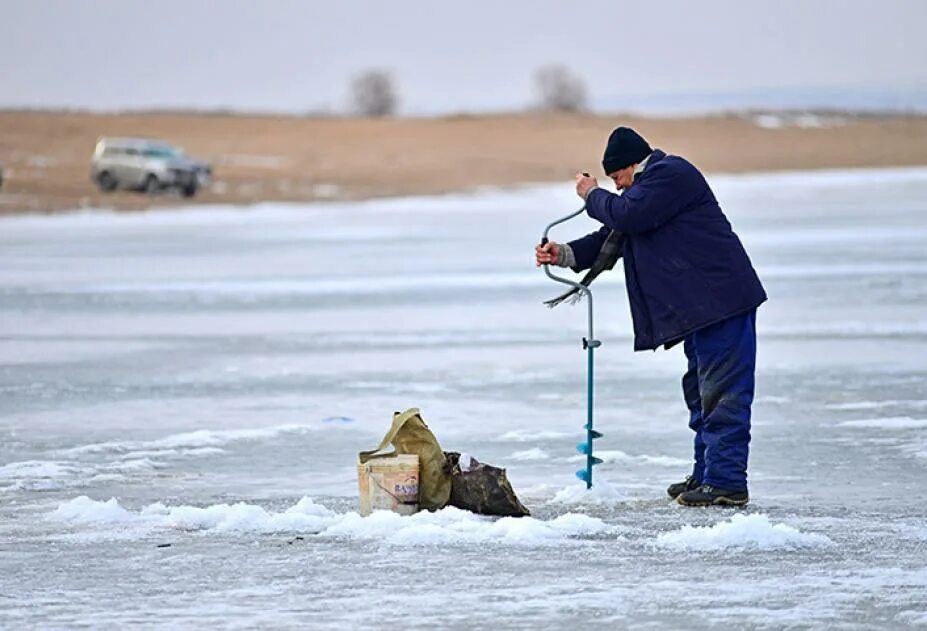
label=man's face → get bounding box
[608,164,637,191]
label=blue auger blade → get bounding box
[577,429,603,452]
[575,453,604,478]
[577,442,607,455]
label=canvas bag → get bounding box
[358,408,452,511]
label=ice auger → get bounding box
[540,205,603,489]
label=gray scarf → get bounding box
[544,230,626,308]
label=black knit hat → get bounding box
[602,127,652,175]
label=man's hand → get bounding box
[575,172,598,200]
[535,241,561,267]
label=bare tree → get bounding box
[534,65,588,113]
[350,69,398,117]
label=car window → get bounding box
[143,147,181,158]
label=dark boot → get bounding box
[666,475,700,499]
[676,484,749,507]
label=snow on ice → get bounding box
[48,496,614,545]
[548,481,629,506]
[507,447,550,461]
[655,513,833,551]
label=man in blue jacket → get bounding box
[535,127,766,506]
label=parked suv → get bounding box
[90,137,212,198]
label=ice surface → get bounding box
[566,449,690,467]
[0,460,92,492]
[50,496,138,524]
[158,496,336,534]
[655,513,833,551]
[508,447,550,461]
[496,429,571,442]
[59,423,328,455]
[3,167,927,627]
[896,610,927,626]
[837,417,927,429]
[47,496,611,545]
[548,481,629,506]
[321,506,612,546]
[826,399,927,411]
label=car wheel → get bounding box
[181,182,198,198]
[144,174,160,195]
[97,171,117,192]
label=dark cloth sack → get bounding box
[444,452,530,517]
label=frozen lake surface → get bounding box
[2,169,927,628]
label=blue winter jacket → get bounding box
[569,149,766,351]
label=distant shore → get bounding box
[2,110,927,215]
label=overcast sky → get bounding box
[3,0,926,114]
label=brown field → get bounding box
[1,110,927,214]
